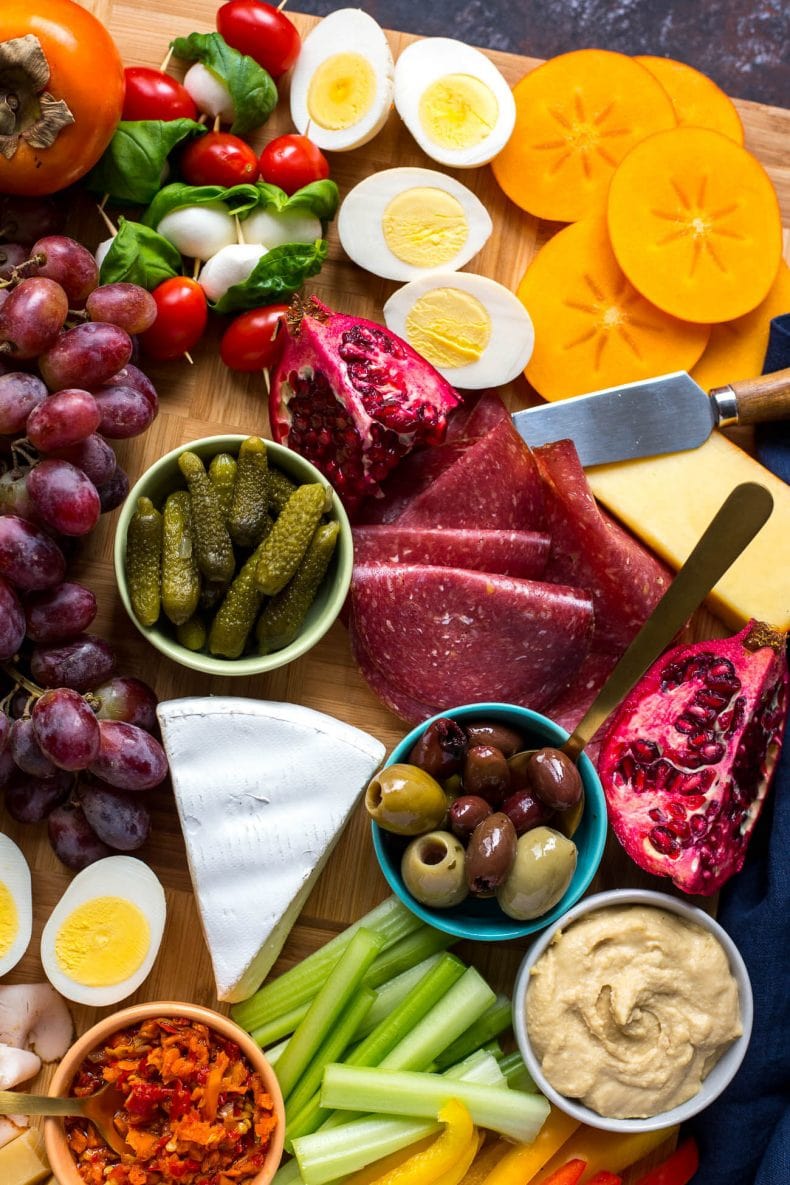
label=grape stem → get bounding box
[0,662,43,702]
[0,253,45,290]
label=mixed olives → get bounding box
[366,715,584,919]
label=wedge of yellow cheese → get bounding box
[588,431,790,630]
[0,1129,50,1185]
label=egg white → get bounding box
[338,167,493,282]
[40,856,166,1006]
[394,38,516,167]
[0,834,32,977]
[290,9,395,151]
[383,272,535,388]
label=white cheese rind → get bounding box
[157,698,385,1003]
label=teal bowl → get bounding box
[372,703,608,941]
[114,435,352,676]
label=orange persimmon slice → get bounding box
[691,259,790,389]
[607,126,783,323]
[491,49,676,223]
[518,216,710,400]
[635,56,744,144]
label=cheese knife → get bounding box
[511,367,790,467]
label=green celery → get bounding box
[320,1063,550,1143]
[362,925,455,990]
[433,993,512,1069]
[276,928,384,1100]
[252,1001,309,1049]
[231,897,420,1032]
[499,1049,538,1092]
[272,1157,303,1185]
[355,954,444,1038]
[379,966,495,1070]
[285,989,375,1127]
[266,1038,286,1066]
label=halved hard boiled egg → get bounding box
[40,856,165,1006]
[0,834,32,977]
[383,272,535,388]
[290,9,395,151]
[338,167,493,283]
[394,38,516,167]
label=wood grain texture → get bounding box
[5,5,790,1178]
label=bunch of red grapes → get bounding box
[0,196,168,870]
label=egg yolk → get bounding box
[308,53,376,130]
[405,288,492,367]
[55,896,150,987]
[418,74,499,149]
[382,188,469,267]
[0,883,18,958]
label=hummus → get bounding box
[526,905,742,1119]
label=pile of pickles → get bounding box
[124,437,339,658]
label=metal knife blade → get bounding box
[512,372,719,467]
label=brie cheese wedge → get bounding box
[157,698,385,1003]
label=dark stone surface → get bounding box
[295,0,790,108]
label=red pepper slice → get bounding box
[586,1173,623,1185]
[633,1139,700,1185]
[542,1160,589,1185]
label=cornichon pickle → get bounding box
[268,467,298,515]
[177,615,207,651]
[208,453,237,523]
[126,496,162,628]
[178,450,235,584]
[256,520,340,653]
[208,543,268,659]
[161,490,200,626]
[228,436,272,548]
[255,482,330,596]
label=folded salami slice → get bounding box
[352,525,550,579]
[350,564,594,715]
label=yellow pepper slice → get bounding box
[458,1136,510,1185]
[343,1137,439,1185]
[481,1107,581,1185]
[533,1127,679,1184]
[430,1133,483,1185]
[367,1100,474,1185]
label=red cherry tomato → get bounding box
[217,0,301,79]
[259,135,330,196]
[220,305,289,372]
[139,278,208,362]
[180,132,260,187]
[122,67,198,122]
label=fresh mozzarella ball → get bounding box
[338,167,493,283]
[184,62,235,123]
[383,272,535,388]
[242,208,323,249]
[157,202,237,260]
[94,238,113,270]
[290,8,394,151]
[197,243,268,301]
[394,38,516,167]
[0,835,31,978]
[40,856,165,1006]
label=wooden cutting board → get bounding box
[5,2,790,1175]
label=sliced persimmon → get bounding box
[517,216,710,400]
[491,49,676,223]
[635,56,744,144]
[607,126,783,323]
[691,259,790,389]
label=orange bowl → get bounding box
[44,1001,285,1185]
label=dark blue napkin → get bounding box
[688,314,790,1184]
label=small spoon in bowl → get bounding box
[0,1081,129,1157]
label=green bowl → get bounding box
[113,435,353,676]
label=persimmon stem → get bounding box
[96,204,118,237]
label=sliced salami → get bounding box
[350,563,594,715]
[349,618,440,725]
[445,389,510,443]
[534,439,670,651]
[352,525,550,579]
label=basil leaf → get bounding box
[171,32,277,136]
[99,218,182,290]
[237,180,340,225]
[86,119,206,205]
[144,181,262,229]
[213,241,329,313]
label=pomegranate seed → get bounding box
[695,688,730,710]
[649,825,681,856]
[675,716,697,735]
[698,741,726,763]
[667,801,687,820]
[631,738,660,762]
[649,807,667,823]
[683,794,707,809]
[690,815,708,836]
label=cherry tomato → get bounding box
[139,278,208,363]
[217,0,301,79]
[180,132,260,187]
[220,305,289,372]
[259,135,330,196]
[123,67,198,122]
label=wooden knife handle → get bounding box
[711,367,790,426]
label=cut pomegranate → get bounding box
[598,620,788,894]
[269,295,460,512]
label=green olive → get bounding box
[365,763,448,835]
[496,826,577,920]
[401,831,469,908]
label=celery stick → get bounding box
[355,954,444,1038]
[320,1064,550,1143]
[285,989,374,1127]
[273,1157,304,1185]
[266,1038,287,1066]
[252,1001,310,1049]
[499,1049,538,1092]
[433,993,512,1069]
[380,966,495,1070]
[231,897,420,1032]
[362,925,455,989]
[276,929,384,1100]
